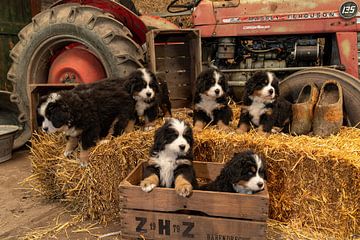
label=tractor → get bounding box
[7,0,360,148]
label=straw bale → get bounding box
[26,107,360,239]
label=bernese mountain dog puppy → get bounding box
[38,78,135,167]
[140,118,197,197]
[123,68,172,130]
[237,71,292,133]
[193,68,233,132]
[201,150,267,194]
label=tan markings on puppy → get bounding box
[64,136,79,157]
[236,123,250,134]
[257,125,265,133]
[253,90,264,98]
[108,117,119,135]
[79,149,90,167]
[175,174,193,197]
[144,117,156,131]
[217,120,232,131]
[193,120,205,132]
[236,180,248,187]
[140,174,159,193]
[124,119,135,133]
[162,108,172,119]
[265,109,273,115]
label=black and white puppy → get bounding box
[140,118,197,197]
[123,68,172,130]
[201,151,267,194]
[237,71,292,133]
[193,68,233,132]
[37,78,135,167]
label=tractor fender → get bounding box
[51,0,148,45]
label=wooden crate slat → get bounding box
[156,57,190,72]
[155,43,189,58]
[121,209,266,240]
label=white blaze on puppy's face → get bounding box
[137,68,155,100]
[244,154,265,192]
[166,119,190,155]
[206,70,224,98]
[257,72,275,99]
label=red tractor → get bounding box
[7,0,360,147]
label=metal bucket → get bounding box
[0,125,19,163]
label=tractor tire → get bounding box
[280,67,360,127]
[7,3,144,148]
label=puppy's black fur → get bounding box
[200,151,267,193]
[123,68,172,127]
[238,71,292,133]
[141,119,197,197]
[38,78,135,165]
[193,68,233,128]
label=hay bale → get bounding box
[26,107,360,238]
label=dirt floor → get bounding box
[0,149,122,239]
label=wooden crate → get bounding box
[146,29,202,108]
[119,161,269,240]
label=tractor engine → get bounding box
[203,36,324,80]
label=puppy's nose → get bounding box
[179,144,186,151]
[215,89,220,95]
[269,89,274,95]
[257,182,264,188]
[43,127,48,132]
[146,92,152,97]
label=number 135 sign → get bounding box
[339,1,358,19]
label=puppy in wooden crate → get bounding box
[140,118,197,197]
[193,67,233,132]
[201,150,267,194]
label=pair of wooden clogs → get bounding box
[291,80,343,137]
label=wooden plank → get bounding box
[156,57,190,72]
[120,209,266,240]
[119,162,269,221]
[155,44,189,58]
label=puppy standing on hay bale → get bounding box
[200,150,267,194]
[140,118,197,197]
[123,68,172,130]
[237,71,292,134]
[193,68,233,132]
[38,78,135,167]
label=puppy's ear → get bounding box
[272,74,280,97]
[47,101,72,128]
[150,123,168,155]
[123,77,135,95]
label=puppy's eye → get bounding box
[250,166,256,173]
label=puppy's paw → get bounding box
[99,139,110,145]
[193,126,203,133]
[236,128,247,134]
[140,180,156,193]
[79,161,88,168]
[64,150,73,158]
[175,182,193,197]
[217,124,233,133]
[144,126,154,131]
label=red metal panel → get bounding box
[53,0,147,44]
[336,32,359,78]
[193,0,359,37]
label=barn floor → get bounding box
[0,149,121,239]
